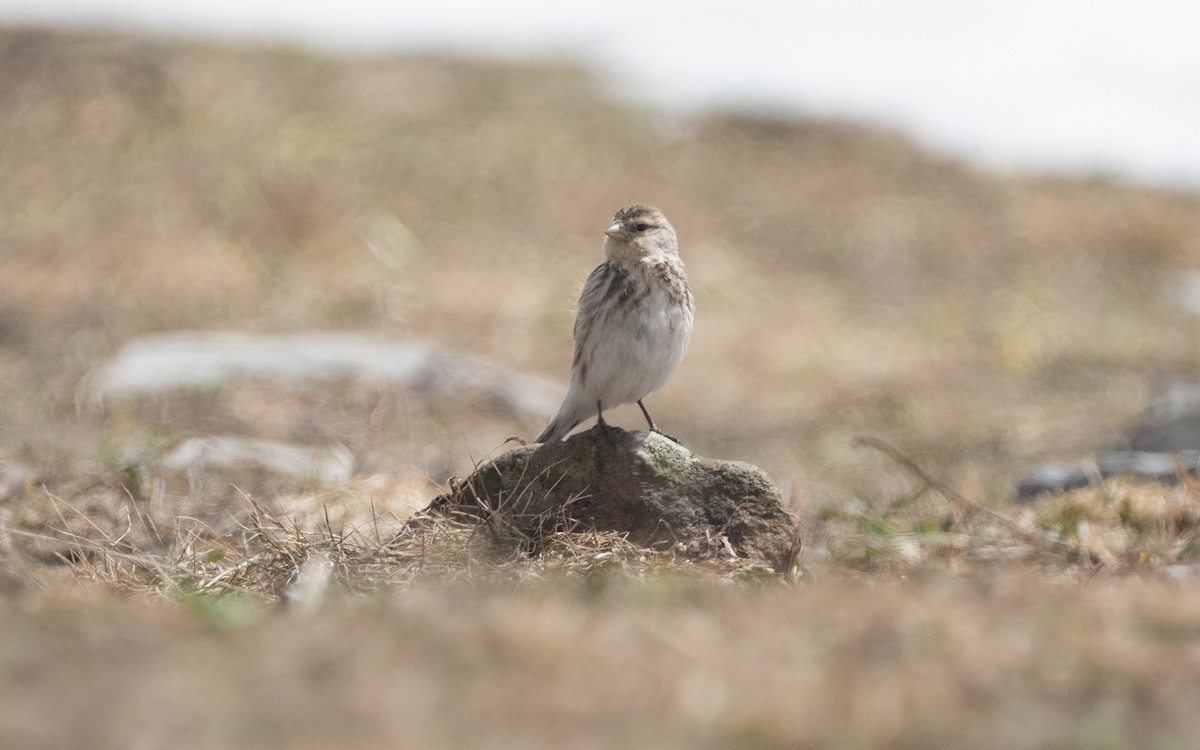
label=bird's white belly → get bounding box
[580,289,691,409]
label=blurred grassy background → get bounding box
[5,26,1200,749]
[6,26,1200,501]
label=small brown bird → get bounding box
[535,204,694,443]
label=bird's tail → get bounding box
[534,397,588,443]
[534,414,579,444]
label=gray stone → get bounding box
[1016,381,1200,499]
[87,331,562,420]
[160,435,357,489]
[425,426,799,571]
[1016,450,1200,500]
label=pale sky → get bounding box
[4,0,1199,186]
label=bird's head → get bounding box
[603,204,678,261]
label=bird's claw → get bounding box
[651,428,681,445]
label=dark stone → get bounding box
[1016,450,1200,501]
[424,425,799,571]
[1128,417,1200,453]
[1016,382,1200,500]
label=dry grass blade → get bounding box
[853,435,1077,556]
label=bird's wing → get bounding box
[572,261,618,346]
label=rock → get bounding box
[1016,450,1200,500]
[1125,382,1200,452]
[156,435,356,502]
[424,426,799,572]
[1016,382,1200,500]
[160,435,356,485]
[87,331,562,420]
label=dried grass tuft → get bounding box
[2,481,781,606]
[805,439,1200,579]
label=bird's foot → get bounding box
[593,423,622,447]
[590,412,619,441]
[650,427,681,445]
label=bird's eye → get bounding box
[635,223,649,232]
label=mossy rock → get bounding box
[426,425,799,571]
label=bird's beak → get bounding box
[604,222,625,239]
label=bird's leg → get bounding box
[595,401,620,443]
[635,400,658,432]
[637,400,680,444]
